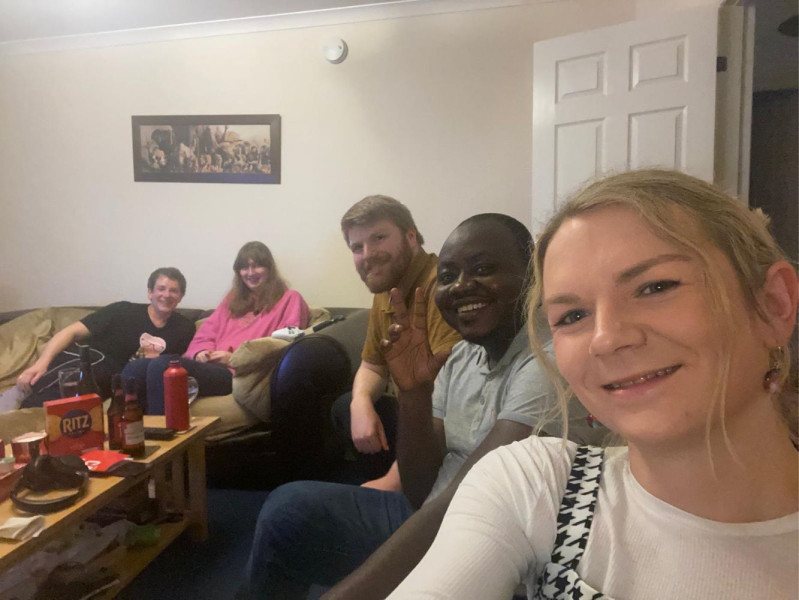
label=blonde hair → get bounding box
[527,169,796,445]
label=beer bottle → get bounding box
[107,374,125,450]
[76,345,101,397]
[120,378,145,458]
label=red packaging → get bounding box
[0,464,25,502]
[11,431,48,464]
[163,360,190,431]
[81,449,132,474]
[44,394,105,456]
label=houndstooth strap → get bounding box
[533,445,606,600]
[550,445,604,568]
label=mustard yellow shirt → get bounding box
[361,251,461,367]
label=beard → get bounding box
[358,239,414,294]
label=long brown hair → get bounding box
[228,241,288,318]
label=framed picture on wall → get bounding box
[132,114,281,184]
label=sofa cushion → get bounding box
[225,307,331,423]
[0,307,95,390]
[189,394,261,442]
[229,337,291,422]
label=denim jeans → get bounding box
[242,480,414,598]
[121,355,232,414]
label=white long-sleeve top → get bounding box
[390,437,798,600]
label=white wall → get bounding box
[635,0,720,17]
[0,0,637,311]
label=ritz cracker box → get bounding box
[44,394,105,456]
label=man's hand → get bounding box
[381,287,450,392]
[15,321,89,395]
[17,363,47,394]
[350,397,389,454]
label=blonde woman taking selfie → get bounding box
[389,170,798,600]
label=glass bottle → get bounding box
[76,345,100,397]
[107,374,125,451]
[120,378,145,458]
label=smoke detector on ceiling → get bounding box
[323,38,348,63]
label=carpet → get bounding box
[117,488,268,599]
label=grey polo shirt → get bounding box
[425,328,557,502]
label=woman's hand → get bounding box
[207,350,233,367]
[381,287,451,392]
[195,350,211,363]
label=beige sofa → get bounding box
[0,305,331,442]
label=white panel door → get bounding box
[531,7,719,232]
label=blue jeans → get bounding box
[242,480,414,598]
[121,355,232,414]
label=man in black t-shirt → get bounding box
[17,267,195,407]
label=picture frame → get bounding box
[132,114,281,184]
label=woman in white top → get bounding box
[389,169,798,600]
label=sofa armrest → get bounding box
[229,337,290,375]
[0,307,96,390]
[228,337,290,422]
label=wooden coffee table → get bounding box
[0,415,219,596]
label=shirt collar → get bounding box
[469,326,531,374]
[492,327,530,371]
[394,250,435,306]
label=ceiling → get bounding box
[0,1,399,43]
[0,0,529,44]
[0,0,794,90]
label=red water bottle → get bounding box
[163,359,190,431]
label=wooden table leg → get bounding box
[185,441,208,541]
[171,453,186,514]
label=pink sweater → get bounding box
[185,289,310,360]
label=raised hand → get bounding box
[381,287,451,392]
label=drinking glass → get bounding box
[187,376,199,405]
[58,367,81,398]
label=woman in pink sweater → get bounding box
[123,241,310,414]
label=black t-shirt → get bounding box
[80,302,195,370]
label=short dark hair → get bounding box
[148,267,187,295]
[457,213,533,263]
[340,195,424,246]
